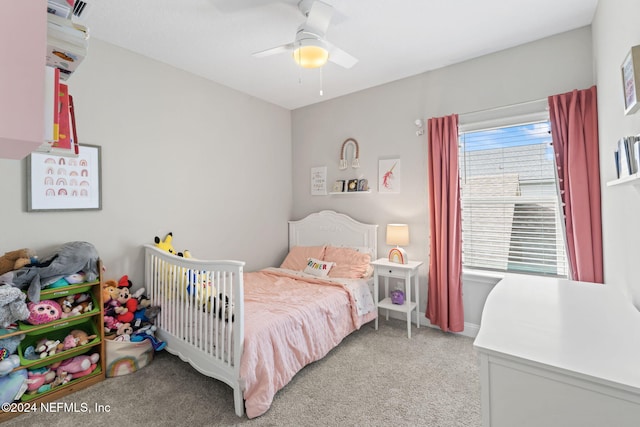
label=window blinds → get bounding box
[458,121,568,277]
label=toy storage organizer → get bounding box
[0,261,105,422]
[104,338,153,377]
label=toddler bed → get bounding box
[144,210,378,418]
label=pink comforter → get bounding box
[240,268,372,418]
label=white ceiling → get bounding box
[83,0,598,110]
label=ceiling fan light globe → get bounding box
[293,45,329,68]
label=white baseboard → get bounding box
[382,310,480,338]
[418,313,479,338]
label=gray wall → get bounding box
[291,27,594,333]
[0,39,292,285]
[593,0,640,305]
[6,18,629,335]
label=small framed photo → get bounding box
[379,158,401,193]
[333,180,345,192]
[357,179,368,191]
[311,166,327,196]
[347,179,358,192]
[622,45,640,115]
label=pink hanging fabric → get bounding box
[426,114,464,333]
[548,86,603,283]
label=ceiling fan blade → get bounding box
[252,43,295,58]
[304,1,333,35]
[327,44,358,69]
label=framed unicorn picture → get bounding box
[379,158,401,193]
[27,144,102,211]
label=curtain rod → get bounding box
[458,97,548,120]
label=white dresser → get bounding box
[474,275,640,427]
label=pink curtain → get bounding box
[548,86,603,283]
[426,114,464,333]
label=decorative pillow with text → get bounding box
[303,257,334,277]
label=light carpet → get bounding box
[4,319,481,427]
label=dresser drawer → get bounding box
[376,266,408,279]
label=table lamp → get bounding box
[386,224,409,264]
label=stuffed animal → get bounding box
[154,233,177,255]
[26,367,56,392]
[0,354,19,377]
[45,272,87,290]
[0,241,99,303]
[132,287,152,309]
[0,248,37,276]
[133,305,161,330]
[0,332,24,369]
[55,328,96,353]
[0,332,24,377]
[70,329,97,346]
[131,326,166,351]
[35,370,71,393]
[58,334,78,352]
[114,282,138,324]
[104,316,132,339]
[0,284,30,328]
[207,293,234,322]
[57,293,93,318]
[102,281,121,313]
[25,300,62,325]
[0,368,27,404]
[54,353,99,379]
[35,338,61,358]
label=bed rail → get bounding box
[144,244,246,416]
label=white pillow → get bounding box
[303,257,335,277]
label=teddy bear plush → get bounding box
[0,284,30,328]
[0,248,36,276]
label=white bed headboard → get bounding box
[288,210,378,258]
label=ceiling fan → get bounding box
[252,0,358,69]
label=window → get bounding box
[458,120,568,277]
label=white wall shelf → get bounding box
[606,173,640,187]
[329,191,372,195]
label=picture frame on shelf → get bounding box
[357,179,368,191]
[621,45,640,115]
[347,179,359,192]
[333,180,345,192]
[27,144,102,211]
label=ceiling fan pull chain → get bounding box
[319,67,323,96]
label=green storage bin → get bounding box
[40,283,94,299]
[18,318,100,369]
[21,365,102,402]
[19,292,99,332]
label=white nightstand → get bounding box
[371,258,423,338]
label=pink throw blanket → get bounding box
[240,268,372,418]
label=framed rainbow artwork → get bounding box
[388,247,408,264]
